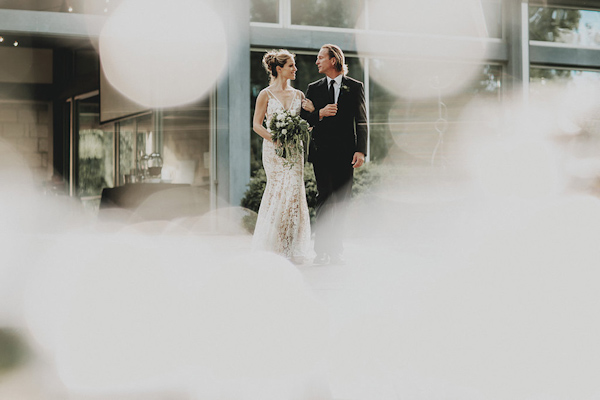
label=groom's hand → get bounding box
[301,99,315,113]
[319,104,338,118]
[352,152,366,168]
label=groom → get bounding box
[301,44,368,265]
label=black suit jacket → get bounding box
[301,75,368,164]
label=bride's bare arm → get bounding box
[253,90,272,141]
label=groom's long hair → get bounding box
[322,44,348,75]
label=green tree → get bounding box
[240,162,380,232]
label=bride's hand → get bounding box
[302,99,315,113]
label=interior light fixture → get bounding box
[68,6,73,12]
[13,41,18,47]
[0,36,4,43]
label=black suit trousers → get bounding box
[312,154,354,256]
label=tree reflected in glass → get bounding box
[77,96,114,211]
[291,0,365,29]
[369,62,502,164]
[529,6,582,44]
[251,0,279,23]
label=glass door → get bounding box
[118,118,135,186]
[72,92,115,211]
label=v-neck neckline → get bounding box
[267,89,297,111]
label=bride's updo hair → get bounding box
[262,49,294,83]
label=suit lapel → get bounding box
[337,76,349,108]
[319,77,328,102]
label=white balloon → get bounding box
[99,0,227,108]
[357,0,489,99]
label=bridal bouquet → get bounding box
[268,109,310,168]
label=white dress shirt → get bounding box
[326,74,343,104]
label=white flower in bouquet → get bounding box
[268,110,310,168]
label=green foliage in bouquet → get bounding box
[268,109,310,168]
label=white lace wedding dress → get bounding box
[252,89,312,261]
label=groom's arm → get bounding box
[300,84,320,127]
[355,81,368,156]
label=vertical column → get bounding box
[363,57,370,162]
[504,0,529,103]
[216,0,251,208]
[281,0,291,27]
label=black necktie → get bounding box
[329,80,335,104]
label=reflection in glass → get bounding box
[251,0,279,23]
[366,0,501,38]
[481,0,502,38]
[118,119,135,185]
[162,98,212,187]
[530,66,572,82]
[136,113,154,156]
[291,0,365,29]
[369,63,502,164]
[250,51,271,172]
[529,6,600,47]
[77,95,114,209]
[116,113,157,184]
[530,66,600,145]
[530,67,600,194]
[0,0,125,15]
[148,153,163,179]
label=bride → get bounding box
[251,49,315,264]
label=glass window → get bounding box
[530,67,574,82]
[0,0,124,14]
[76,95,114,210]
[291,0,365,29]
[530,67,600,193]
[250,51,270,172]
[135,113,154,156]
[251,0,279,23]
[530,67,600,111]
[369,62,502,163]
[481,0,502,39]
[366,0,501,38]
[161,98,212,187]
[114,113,160,186]
[118,119,136,186]
[529,6,600,47]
